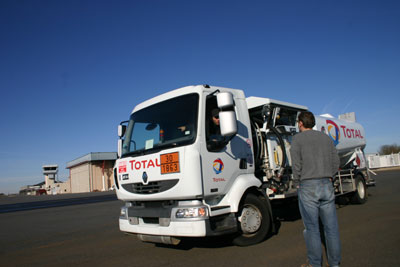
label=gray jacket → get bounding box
[290,130,340,181]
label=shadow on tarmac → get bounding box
[152,199,303,250]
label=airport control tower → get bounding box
[43,165,58,191]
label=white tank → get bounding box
[314,114,366,168]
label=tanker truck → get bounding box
[114,85,375,246]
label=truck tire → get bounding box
[350,175,368,204]
[232,193,271,246]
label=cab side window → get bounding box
[205,95,226,151]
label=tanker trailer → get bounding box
[246,99,373,204]
[314,113,373,203]
[315,113,366,169]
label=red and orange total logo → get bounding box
[213,158,224,174]
[326,120,364,146]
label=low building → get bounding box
[367,153,400,169]
[66,152,117,193]
[19,182,46,195]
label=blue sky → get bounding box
[1,0,399,194]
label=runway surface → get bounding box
[1,170,399,266]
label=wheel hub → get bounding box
[239,205,262,234]
[357,180,365,199]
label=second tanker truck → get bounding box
[114,85,375,246]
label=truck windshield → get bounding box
[122,93,199,157]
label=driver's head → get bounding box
[211,109,220,126]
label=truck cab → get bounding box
[115,85,269,245]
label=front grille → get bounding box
[122,179,179,194]
[143,217,159,224]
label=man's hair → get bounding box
[211,108,220,117]
[298,111,315,129]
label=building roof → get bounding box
[66,152,117,169]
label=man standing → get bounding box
[291,111,341,267]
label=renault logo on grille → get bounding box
[142,171,148,184]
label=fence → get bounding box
[367,153,400,169]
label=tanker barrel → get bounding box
[314,114,366,168]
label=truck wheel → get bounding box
[232,194,271,246]
[351,176,368,204]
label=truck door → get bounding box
[201,93,253,197]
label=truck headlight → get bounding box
[175,207,208,219]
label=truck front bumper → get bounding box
[119,217,208,237]
[119,201,238,239]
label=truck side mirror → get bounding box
[117,139,123,158]
[217,92,234,109]
[117,125,125,158]
[118,124,126,138]
[217,92,237,136]
[117,121,129,158]
[219,111,237,136]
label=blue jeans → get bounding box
[298,178,341,267]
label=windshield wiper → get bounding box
[156,142,179,150]
[122,143,181,158]
[122,137,195,158]
[122,149,146,157]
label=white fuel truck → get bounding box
[114,85,375,246]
